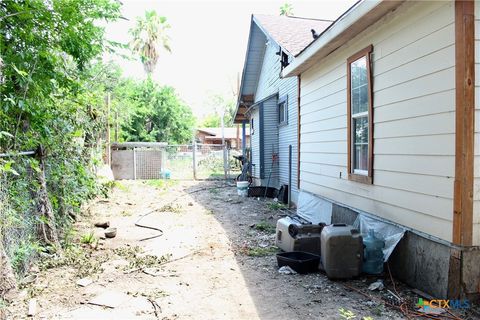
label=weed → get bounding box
[80,231,96,244]
[246,246,278,257]
[267,202,286,211]
[339,308,356,319]
[208,188,220,194]
[39,246,107,278]
[121,210,132,217]
[11,240,43,276]
[158,203,182,214]
[338,308,374,320]
[371,303,384,317]
[127,289,169,299]
[113,246,171,270]
[146,179,178,190]
[254,221,276,233]
[113,181,130,192]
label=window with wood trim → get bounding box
[278,95,288,125]
[347,45,373,184]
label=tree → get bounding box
[0,0,121,280]
[119,79,194,144]
[129,10,171,75]
[200,94,236,127]
[280,3,294,16]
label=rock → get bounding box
[94,221,110,228]
[368,280,384,291]
[188,202,193,206]
[104,227,117,238]
[76,278,93,287]
[278,266,297,275]
[27,298,37,316]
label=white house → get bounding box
[282,0,480,299]
[234,14,331,203]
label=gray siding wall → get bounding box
[262,97,280,188]
[250,107,261,180]
[254,37,299,201]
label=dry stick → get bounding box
[386,263,463,320]
[343,284,461,320]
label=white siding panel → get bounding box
[375,112,455,138]
[375,155,455,177]
[301,181,453,241]
[375,89,455,123]
[298,0,455,242]
[374,135,455,156]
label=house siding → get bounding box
[250,107,261,180]
[300,1,456,242]
[474,0,480,246]
[262,97,280,188]
[242,24,266,96]
[254,37,299,201]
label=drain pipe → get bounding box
[288,144,292,209]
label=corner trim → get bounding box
[453,0,475,246]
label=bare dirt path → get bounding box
[7,180,448,319]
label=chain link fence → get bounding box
[0,157,39,277]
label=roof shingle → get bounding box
[253,14,332,56]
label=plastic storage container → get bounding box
[275,216,323,254]
[276,251,320,274]
[320,224,363,279]
[362,229,385,275]
[236,181,249,197]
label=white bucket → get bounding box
[236,181,249,197]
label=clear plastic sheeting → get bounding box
[353,214,405,262]
[296,191,332,224]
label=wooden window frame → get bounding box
[347,45,374,184]
[278,95,288,126]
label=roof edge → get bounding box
[282,0,405,77]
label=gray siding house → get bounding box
[234,14,331,203]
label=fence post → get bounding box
[223,144,228,180]
[192,138,197,180]
[133,147,137,180]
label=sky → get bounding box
[104,0,358,119]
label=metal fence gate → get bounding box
[111,142,241,180]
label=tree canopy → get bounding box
[129,10,171,75]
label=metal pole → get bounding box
[242,120,246,156]
[288,145,292,209]
[221,109,227,180]
[133,147,137,180]
[192,137,197,180]
[106,92,111,165]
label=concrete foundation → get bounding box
[329,200,480,299]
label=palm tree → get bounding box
[280,3,294,16]
[129,10,171,75]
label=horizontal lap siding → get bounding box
[278,77,299,201]
[300,1,455,242]
[254,38,298,197]
[474,1,480,245]
[263,98,280,187]
[251,108,261,180]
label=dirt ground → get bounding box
[5,180,479,320]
